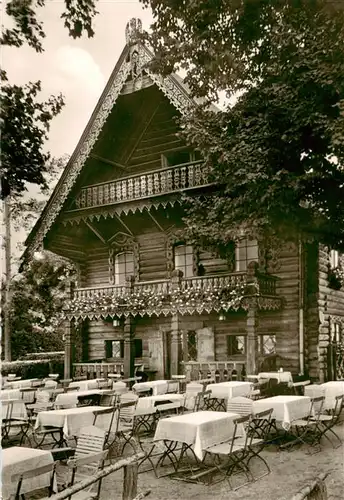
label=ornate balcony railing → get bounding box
[65,271,281,320]
[74,160,212,209]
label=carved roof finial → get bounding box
[125,18,142,45]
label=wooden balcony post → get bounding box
[123,316,135,378]
[170,270,183,375]
[124,275,135,378]
[246,298,259,375]
[170,269,183,290]
[171,313,182,375]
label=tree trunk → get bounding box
[3,197,12,361]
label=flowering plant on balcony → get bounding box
[63,281,247,319]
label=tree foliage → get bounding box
[11,155,68,234]
[1,0,98,52]
[1,79,64,198]
[142,0,344,251]
[6,253,76,360]
[1,0,98,198]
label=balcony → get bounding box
[74,160,212,209]
[64,271,281,320]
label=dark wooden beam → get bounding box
[90,154,127,170]
[125,101,162,164]
[113,214,133,236]
[146,210,165,233]
[85,221,107,244]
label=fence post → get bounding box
[123,463,138,500]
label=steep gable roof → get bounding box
[22,18,211,266]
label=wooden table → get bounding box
[154,410,241,461]
[132,380,168,396]
[305,381,344,409]
[2,447,57,500]
[206,381,252,399]
[35,406,112,438]
[253,395,311,430]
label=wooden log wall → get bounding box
[198,249,229,275]
[137,232,167,281]
[87,319,123,361]
[317,246,344,381]
[83,241,303,375]
[82,244,109,287]
[265,242,301,374]
[124,95,184,175]
[304,243,321,379]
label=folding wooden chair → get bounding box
[1,399,32,447]
[203,415,254,488]
[242,408,273,480]
[93,406,119,449]
[311,394,343,449]
[116,395,139,454]
[281,396,325,453]
[12,462,56,499]
[226,396,253,416]
[51,425,106,464]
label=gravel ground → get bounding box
[99,422,344,500]
[10,421,343,500]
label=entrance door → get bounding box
[148,331,170,379]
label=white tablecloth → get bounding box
[185,383,203,394]
[1,389,21,401]
[206,381,253,399]
[258,371,293,385]
[136,393,184,411]
[132,380,168,396]
[54,392,78,408]
[1,399,28,420]
[112,381,128,393]
[68,379,103,391]
[2,446,57,500]
[6,378,39,389]
[253,395,311,430]
[35,406,111,438]
[305,381,344,410]
[154,410,241,460]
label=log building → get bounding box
[23,19,344,383]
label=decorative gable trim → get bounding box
[22,19,197,266]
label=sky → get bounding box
[3,0,154,158]
[2,1,154,260]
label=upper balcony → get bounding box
[63,268,282,320]
[74,160,213,209]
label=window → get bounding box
[105,339,142,358]
[258,335,276,355]
[330,250,339,269]
[161,149,201,168]
[174,244,194,278]
[235,238,258,271]
[115,252,134,284]
[105,340,124,359]
[330,323,342,344]
[227,335,246,356]
[186,331,198,361]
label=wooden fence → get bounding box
[47,452,145,500]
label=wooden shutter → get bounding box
[196,327,215,362]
